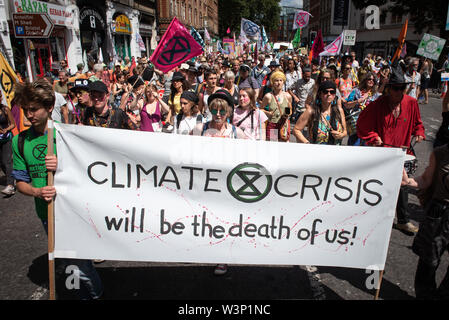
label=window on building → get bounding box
[391,12,402,24]
[379,11,386,25]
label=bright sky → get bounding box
[280,0,303,8]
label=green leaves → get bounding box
[218,0,281,37]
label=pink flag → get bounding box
[293,10,312,29]
[319,32,343,57]
[312,30,324,60]
[150,17,204,72]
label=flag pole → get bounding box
[374,270,385,300]
[47,119,56,300]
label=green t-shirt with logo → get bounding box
[12,127,57,220]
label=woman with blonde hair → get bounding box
[261,70,292,141]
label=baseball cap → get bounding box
[239,64,251,72]
[88,81,109,93]
[70,79,91,92]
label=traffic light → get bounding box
[310,31,317,46]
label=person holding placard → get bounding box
[11,79,103,299]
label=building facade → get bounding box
[4,0,156,80]
[156,0,219,40]
[347,1,433,60]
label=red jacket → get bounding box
[357,94,425,154]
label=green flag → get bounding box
[292,28,301,48]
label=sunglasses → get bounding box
[344,67,351,70]
[210,109,227,116]
[390,85,406,91]
[75,90,88,95]
[321,89,336,95]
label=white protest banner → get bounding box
[53,123,404,270]
[416,33,446,61]
[343,30,356,46]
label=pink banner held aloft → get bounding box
[150,17,204,73]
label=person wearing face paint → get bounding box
[194,89,245,276]
[357,63,425,234]
[196,89,245,139]
[232,88,268,140]
[11,79,103,299]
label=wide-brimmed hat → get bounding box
[127,75,145,88]
[171,71,185,81]
[387,63,412,85]
[207,89,234,108]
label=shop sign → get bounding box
[114,14,132,34]
[14,0,75,27]
[80,7,105,31]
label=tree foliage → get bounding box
[218,0,281,37]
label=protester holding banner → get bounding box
[232,88,267,140]
[357,64,425,234]
[406,146,449,300]
[12,79,103,299]
[293,81,346,145]
[194,89,245,275]
[0,90,16,196]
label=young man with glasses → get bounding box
[357,64,425,234]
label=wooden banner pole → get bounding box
[374,270,385,300]
[47,119,56,300]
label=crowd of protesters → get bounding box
[3,48,449,300]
